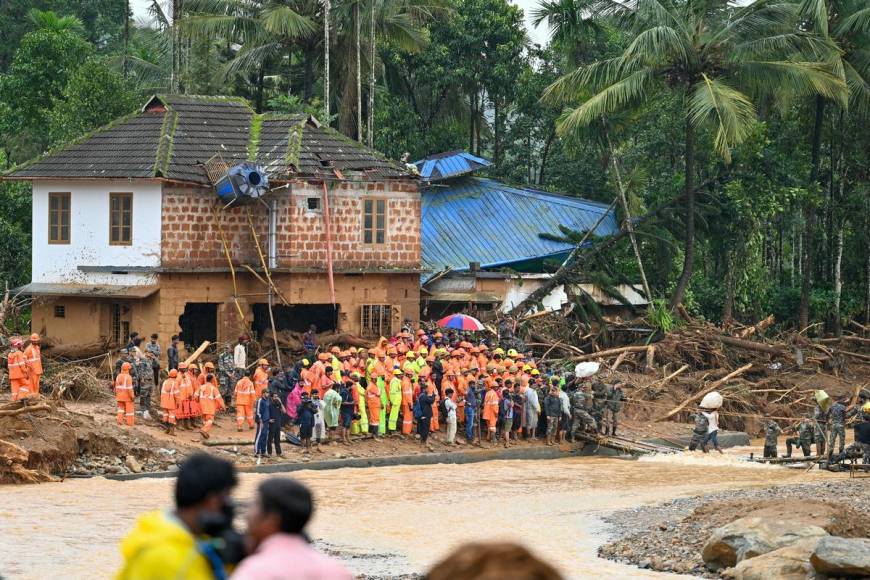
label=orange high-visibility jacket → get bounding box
[115,373,135,402]
[23,344,43,375]
[483,389,500,422]
[198,383,224,415]
[234,377,255,407]
[160,379,179,410]
[253,368,269,398]
[7,350,28,380]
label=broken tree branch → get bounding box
[655,363,753,422]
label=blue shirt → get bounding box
[255,397,272,423]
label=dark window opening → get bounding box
[110,302,131,345]
[54,304,65,318]
[178,303,218,349]
[306,197,320,211]
[251,303,338,341]
[361,304,392,338]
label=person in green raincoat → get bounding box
[388,368,403,434]
[323,384,342,441]
[353,374,368,435]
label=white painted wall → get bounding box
[31,179,162,285]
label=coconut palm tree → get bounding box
[26,8,85,34]
[795,0,869,330]
[545,0,846,308]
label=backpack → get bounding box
[413,398,423,420]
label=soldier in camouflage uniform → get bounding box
[763,418,782,458]
[570,384,597,437]
[785,417,814,457]
[827,397,848,459]
[136,352,156,420]
[591,381,609,434]
[605,382,625,436]
[217,346,235,401]
[688,410,709,451]
[813,403,829,456]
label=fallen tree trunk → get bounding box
[572,345,649,362]
[183,341,210,365]
[43,338,111,359]
[646,364,689,393]
[0,404,51,417]
[655,363,753,422]
[735,315,775,339]
[717,335,792,358]
[611,350,630,372]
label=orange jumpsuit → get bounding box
[234,376,255,429]
[253,367,269,398]
[177,373,193,419]
[483,388,500,432]
[23,343,42,398]
[366,383,382,429]
[401,376,414,434]
[197,383,224,434]
[160,378,179,424]
[7,349,29,400]
[300,368,315,394]
[115,372,135,426]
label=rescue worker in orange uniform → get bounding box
[234,374,255,430]
[483,384,500,443]
[7,338,30,400]
[115,362,136,427]
[253,359,269,398]
[366,379,382,437]
[23,334,43,398]
[175,362,192,429]
[401,368,415,435]
[160,369,180,435]
[197,373,225,439]
[187,364,203,427]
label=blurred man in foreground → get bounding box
[117,454,240,579]
[231,478,351,579]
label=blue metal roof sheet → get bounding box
[413,151,492,180]
[422,177,618,273]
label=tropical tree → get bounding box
[545,0,846,308]
[27,8,85,35]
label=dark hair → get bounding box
[257,478,313,534]
[325,366,333,373]
[272,369,281,377]
[171,335,179,341]
[445,388,454,396]
[175,454,237,509]
[130,332,139,339]
[206,374,215,383]
[151,333,158,339]
[133,337,143,347]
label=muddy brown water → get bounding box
[0,453,832,579]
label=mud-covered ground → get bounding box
[598,480,870,577]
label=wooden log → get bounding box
[611,350,630,372]
[646,364,689,393]
[645,345,656,371]
[572,345,649,362]
[0,404,51,417]
[655,363,753,422]
[43,338,111,359]
[735,315,775,339]
[818,336,870,345]
[717,335,792,358]
[839,350,870,362]
[203,439,253,447]
[183,341,210,365]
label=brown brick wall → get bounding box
[161,180,421,271]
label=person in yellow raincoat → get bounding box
[377,374,388,436]
[117,454,238,580]
[388,369,403,434]
[353,374,369,435]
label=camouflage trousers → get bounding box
[785,437,811,457]
[603,408,619,436]
[828,423,846,457]
[814,424,828,456]
[571,409,597,438]
[861,443,870,465]
[688,431,706,451]
[763,443,778,459]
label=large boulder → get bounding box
[702,517,829,570]
[731,538,823,580]
[810,536,870,576]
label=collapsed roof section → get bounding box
[10,95,412,184]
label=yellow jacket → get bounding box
[116,510,216,580]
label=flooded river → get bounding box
[0,453,830,579]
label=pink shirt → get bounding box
[231,533,352,580]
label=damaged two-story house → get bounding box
[8,95,421,351]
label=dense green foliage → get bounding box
[0,0,867,333]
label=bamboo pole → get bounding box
[655,363,753,422]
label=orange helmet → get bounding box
[189,363,199,371]
[330,346,341,355]
[416,329,426,336]
[258,358,269,366]
[168,369,178,378]
[317,353,329,361]
[121,362,132,371]
[178,362,188,370]
[30,333,40,342]
[204,362,215,370]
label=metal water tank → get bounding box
[215,162,270,206]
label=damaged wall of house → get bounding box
[161,180,420,271]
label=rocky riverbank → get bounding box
[598,479,870,577]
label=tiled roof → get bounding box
[413,150,492,180]
[10,95,411,184]
[421,177,618,273]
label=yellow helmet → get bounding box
[493,348,505,356]
[531,369,540,376]
[522,364,532,372]
[507,348,518,358]
[864,401,870,413]
[393,368,402,375]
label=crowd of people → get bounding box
[110,327,627,455]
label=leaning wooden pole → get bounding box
[246,209,283,369]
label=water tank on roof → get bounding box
[215,162,270,207]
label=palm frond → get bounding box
[834,6,870,37]
[736,60,847,106]
[688,75,757,162]
[262,5,317,39]
[798,0,829,37]
[557,69,656,135]
[622,25,689,66]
